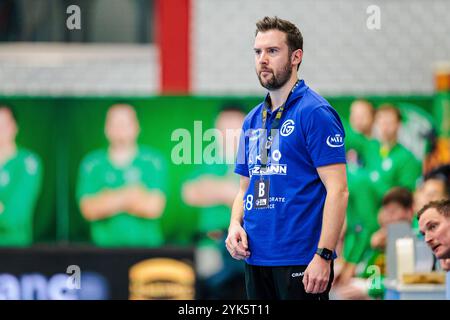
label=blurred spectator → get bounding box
[422,128,450,176]
[371,187,414,251]
[0,105,42,246]
[345,99,375,166]
[350,99,375,138]
[337,165,379,285]
[417,174,450,272]
[182,103,246,299]
[341,104,421,276]
[333,187,413,300]
[412,165,450,237]
[365,104,422,194]
[77,104,167,247]
[349,99,375,138]
[418,200,450,263]
[337,100,377,284]
[423,164,450,192]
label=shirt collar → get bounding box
[262,79,307,113]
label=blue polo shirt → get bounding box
[234,79,346,266]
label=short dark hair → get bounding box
[382,187,413,209]
[376,103,402,122]
[0,104,18,123]
[423,165,450,198]
[255,16,303,53]
[417,199,450,219]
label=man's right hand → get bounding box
[440,258,450,271]
[225,222,251,260]
[370,228,387,250]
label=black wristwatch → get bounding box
[316,248,333,261]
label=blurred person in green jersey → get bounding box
[365,104,422,194]
[0,105,42,246]
[345,99,375,166]
[336,100,377,284]
[77,104,167,247]
[336,165,379,285]
[337,104,422,289]
[350,100,375,138]
[333,187,414,300]
[182,103,246,299]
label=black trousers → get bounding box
[244,261,334,300]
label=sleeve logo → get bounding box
[326,134,344,147]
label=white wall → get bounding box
[193,0,450,95]
[1,0,449,96]
[0,44,158,96]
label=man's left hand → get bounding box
[303,254,331,294]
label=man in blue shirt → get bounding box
[225,16,349,300]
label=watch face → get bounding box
[318,248,332,260]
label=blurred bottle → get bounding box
[396,237,415,283]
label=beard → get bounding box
[257,60,292,90]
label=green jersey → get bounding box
[344,125,369,162]
[187,162,245,282]
[362,139,421,196]
[344,164,380,264]
[0,148,42,246]
[77,146,168,247]
[188,163,238,245]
